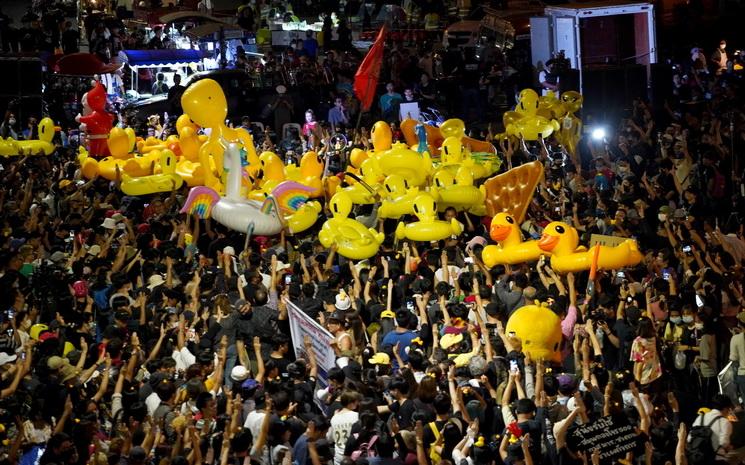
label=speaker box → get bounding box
[582,65,647,123]
[650,63,673,107]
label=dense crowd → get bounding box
[2,2,745,465]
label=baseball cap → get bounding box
[47,356,67,370]
[368,352,390,365]
[58,179,73,189]
[231,365,250,382]
[440,333,464,350]
[380,309,395,319]
[327,311,345,323]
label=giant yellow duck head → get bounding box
[561,91,583,114]
[107,127,131,159]
[176,114,198,135]
[382,174,409,197]
[349,148,368,168]
[299,151,323,177]
[433,169,455,189]
[329,191,353,218]
[489,212,521,243]
[181,79,227,129]
[371,121,392,152]
[439,118,466,139]
[359,157,383,185]
[505,301,563,362]
[412,194,438,221]
[159,149,177,175]
[538,221,579,256]
[441,136,463,164]
[258,151,285,181]
[38,117,56,143]
[516,88,539,116]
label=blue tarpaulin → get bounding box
[121,49,208,68]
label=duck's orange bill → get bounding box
[490,224,512,242]
[538,233,559,251]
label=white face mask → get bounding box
[658,213,667,222]
[8,118,16,125]
[682,316,694,324]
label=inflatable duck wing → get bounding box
[538,221,643,273]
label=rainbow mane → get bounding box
[271,181,314,213]
[180,186,220,219]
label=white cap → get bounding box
[231,365,249,382]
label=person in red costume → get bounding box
[76,82,114,158]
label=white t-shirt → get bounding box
[244,410,270,463]
[329,409,358,465]
[145,391,161,417]
[172,346,196,372]
[435,266,460,286]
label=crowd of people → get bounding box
[2,2,745,465]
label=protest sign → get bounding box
[569,415,637,464]
[285,299,335,386]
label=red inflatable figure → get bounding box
[76,82,113,158]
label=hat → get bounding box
[30,324,49,340]
[440,333,464,349]
[557,373,577,391]
[241,378,259,391]
[231,365,250,382]
[101,217,118,229]
[276,85,287,94]
[380,309,395,319]
[334,291,351,311]
[110,212,125,222]
[223,246,235,256]
[50,251,67,264]
[0,352,17,365]
[673,208,686,219]
[658,206,673,215]
[87,244,102,256]
[39,331,58,342]
[453,352,474,367]
[58,179,73,189]
[368,352,391,365]
[47,356,67,370]
[72,280,88,298]
[60,364,78,382]
[148,274,165,289]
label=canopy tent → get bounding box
[120,49,208,69]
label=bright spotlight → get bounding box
[591,127,606,141]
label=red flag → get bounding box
[354,25,386,112]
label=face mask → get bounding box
[658,213,667,222]
[682,316,694,324]
[694,323,704,330]
[8,118,16,125]
[669,316,682,324]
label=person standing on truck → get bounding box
[539,59,560,96]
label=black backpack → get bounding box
[687,413,723,465]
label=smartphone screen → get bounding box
[510,360,518,373]
[284,275,292,285]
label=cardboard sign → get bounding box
[569,415,637,464]
[589,234,628,248]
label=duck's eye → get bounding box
[413,204,419,214]
[555,225,565,234]
[385,184,391,192]
[506,216,514,224]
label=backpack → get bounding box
[350,433,378,461]
[711,169,726,198]
[687,413,723,465]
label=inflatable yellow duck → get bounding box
[481,212,546,267]
[16,118,57,156]
[430,168,486,215]
[370,120,393,153]
[181,79,256,191]
[378,174,419,219]
[376,142,432,187]
[537,221,643,273]
[505,301,563,363]
[285,151,324,198]
[255,151,286,193]
[319,191,384,260]
[121,149,183,196]
[395,194,463,242]
[345,148,369,178]
[340,157,382,205]
[0,137,20,157]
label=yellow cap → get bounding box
[368,352,391,365]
